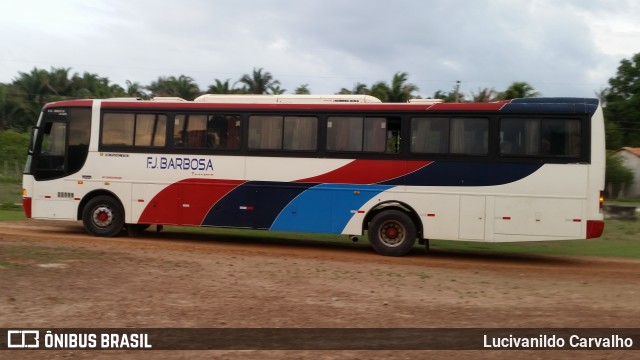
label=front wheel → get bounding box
[368,210,417,256]
[82,195,125,237]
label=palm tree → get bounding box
[499,81,540,100]
[386,72,419,102]
[337,73,418,102]
[337,83,369,95]
[174,75,201,100]
[125,80,147,98]
[12,68,51,103]
[294,84,310,95]
[147,75,200,100]
[71,72,114,99]
[207,79,235,94]
[370,81,390,102]
[47,67,73,99]
[268,85,286,95]
[238,68,280,94]
[471,87,499,102]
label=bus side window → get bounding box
[450,118,488,155]
[102,113,134,146]
[207,114,241,150]
[174,114,207,148]
[411,117,449,154]
[500,118,581,157]
[327,116,399,153]
[135,114,166,147]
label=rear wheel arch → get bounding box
[363,201,423,238]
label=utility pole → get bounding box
[454,80,461,102]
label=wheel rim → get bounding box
[379,220,405,247]
[92,206,114,228]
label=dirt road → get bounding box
[1,219,639,359]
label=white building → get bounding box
[615,147,640,197]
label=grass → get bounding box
[0,209,25,220]
[0,181,22,205]
[430,220,640,259]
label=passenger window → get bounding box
[135,114,166,147]
[411,117,487,155]
[249,115,317,151]
[283,116,317,151]
[102,113,167,148]
[411,118,449,153]
[207,114,241,150]
[450,118,488,155]
[327,116,400,153]
[500,118,581,156]
[102,113,134,146]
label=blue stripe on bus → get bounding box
[201,181,316,229]
[382,162,542,186]
[270,184,393,233]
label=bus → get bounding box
[22,94,606,256]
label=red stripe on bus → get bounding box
[297,160,431,184]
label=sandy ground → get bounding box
[1,219,639,359]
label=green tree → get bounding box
[337,83,369,95]
[238,68,280,94]
[294,84,310,95]
[147,75,200,100]
[606,151,634,198]
[125,80,147,98]
[604,53,640,148]
[369,81,391,101]
[471,87,499,102]
[337,72,418,102]
[386,72,419,102]
[432,90,460,102]
[9,68,54,128]
[71,72,117,99]
[0,84,26,129]
[499,81,541,100]
[268,85,286,95]
[207,79,237,94]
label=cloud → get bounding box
[1,0,639,99]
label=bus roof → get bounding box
[42,96,599,114]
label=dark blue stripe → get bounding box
[382,162,542,187]
[202,181,317,229]
[502,98,598,115]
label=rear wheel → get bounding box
[368,210,417,256]
[82,195,125,237]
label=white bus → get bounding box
[22,95,605,256]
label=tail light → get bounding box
[599,191,604,212]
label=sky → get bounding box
[1,0,639,99]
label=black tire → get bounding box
[368,210,417,256]
[82,195,125,237]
